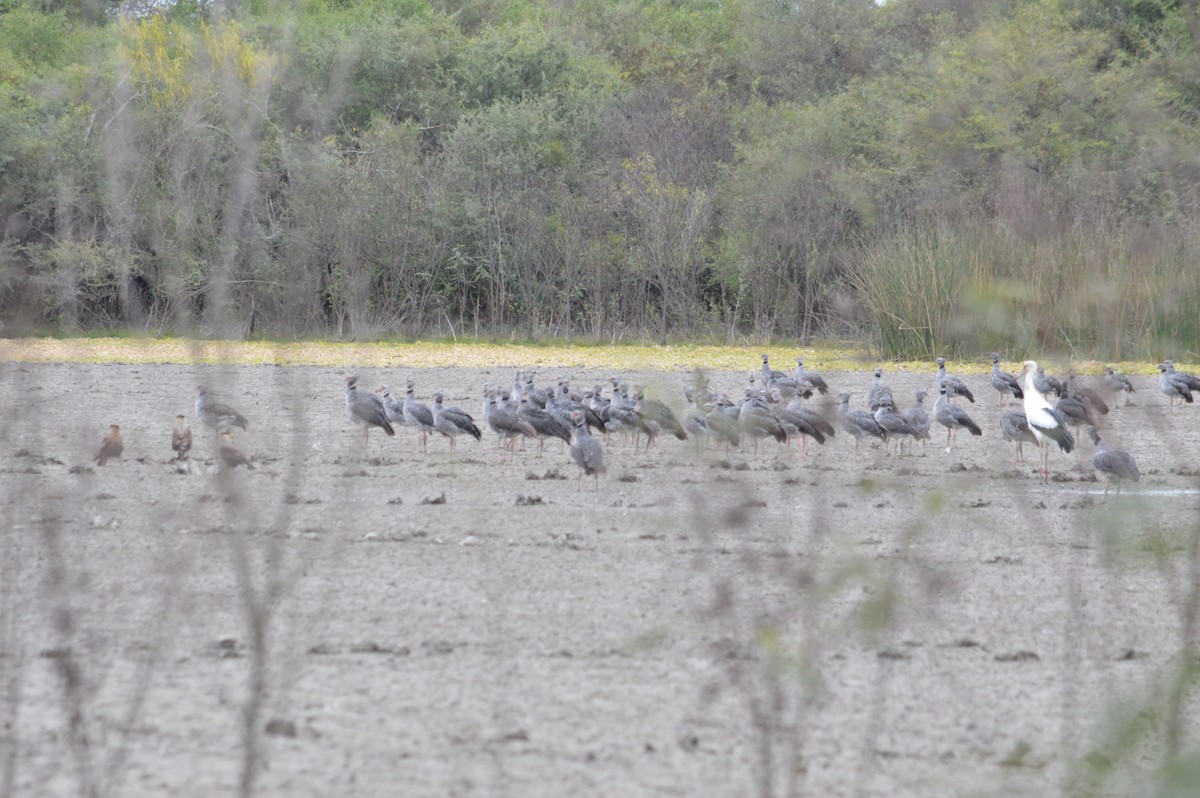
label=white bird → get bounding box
[1018,360,1076,483]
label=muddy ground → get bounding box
[2,360,1199,797]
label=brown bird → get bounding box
[95,425,123,466]
[218,431,254,469]
[172,415,192,461]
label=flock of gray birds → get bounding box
[87,353,1194,494]
[331,354,1196,493]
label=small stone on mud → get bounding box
[618,474,638,483]
[994,650,1039,662]
[387,497,403,505]
[264,718,297,738]
[459,535,477,546]
[515,495,545,506]
[998,740,1032,767]
[420,493,447,505]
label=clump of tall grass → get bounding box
[852,219,1200,360]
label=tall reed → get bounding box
[852,219,1200,360]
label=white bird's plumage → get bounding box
[1019,361,1074,450]
[1019,360,1075,481]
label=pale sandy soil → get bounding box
[2,360,1199,797]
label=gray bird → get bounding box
[703,399,741,449]
[402,380,438,452]
[874,405,916,454]
[837,392,887,454]
[1103,367,1136,407]
[345,375,394,448]
[1158,364,1194,407]
[990,354,1024,405]
[783,391,837,445]
[760,354,788,384]
[933,385,982,449]
[794,358,830,395]
[738,393,788,456]
[431,392,482,451]
[766,390,827,455]
[1054,384,1098,434]
[935,358,975,403]
[1089,427,1139,496]
[195,385,249,432]
[484,391,537,450]
[519,396,572,452]
[1034,366,1064,399]
[600,386,655,448]
[867,368,895,412]
[634,390,688,445]
[377,385,409,431]
[1165,361,1200,392]
[760,354,805,399]
[1065,372,1109,416]
[1000,410,1038,463]
[569,410,606,488]
[900,390,932,456]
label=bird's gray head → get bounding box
[1106,367,1114,374]
[874,368,882,378]
[839,392,850,402]
[433,391,443,402]
[1159,364,1168,373]
[914,390,926,401]
[992,353,1001,363]
[1086,426,1101,445]
[196,384,207,396]
[761,354,769,363]
[346,375,358,388]
[936,357,946,367]
[377,385,390,395]
[571,410,583,425]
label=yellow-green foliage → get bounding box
[119,16,276,111]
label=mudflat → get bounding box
[2,361,1197,797]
